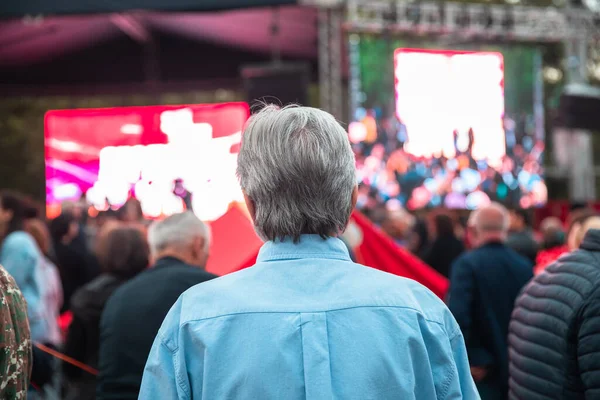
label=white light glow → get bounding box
[395,50,506,167]
[120,124,143,135]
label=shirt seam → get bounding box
[157,332,190,397]
[257,253,351,262]
[438,327,462,399]
[178,305,446,328]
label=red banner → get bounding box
[207,207,448,300]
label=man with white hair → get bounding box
[139,105,479,399]
[448,203,533,400]
[96,212,217,400]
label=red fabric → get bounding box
[59,311,73,340]
[350,211,449,299]
[213,209,448,299]
[206,205,263,276]
[534,245,568,276]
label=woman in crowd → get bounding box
[63,223,149,400]
[407,218,429,259]
[0,191,48,343]
[422,211,465,278]
[24,218,64,348]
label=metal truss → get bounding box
[317,7,344,119]
[306,0,600,119]
[344,0,599,42]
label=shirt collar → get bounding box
[256,234,352,263]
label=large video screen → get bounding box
[45,102,250,220]
[349,41,546,211]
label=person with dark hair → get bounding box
[117,198,145,224]
[0,191,48,343]
[423,212,465,278]
[63,224,149,400]
[50,212,96,313]
[506,208,538,264]
[407,217,429,259]
[533,217,566,275]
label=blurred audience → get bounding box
[407,217,429,259]
[138,106,478,399]
[0,191,48,343]
[352,112,546,212]
[509,218,600,398]
[539,216,565,250]
[50,212,98,313]
[116,198,146,225]
[448,203,533,399]
[0,264,32,399]
[97,211,216,400]
[506,209,538,264]
[61,200,90,251]
[534,209,597,275]
[381,207,415,247]
[63,224,149,400]
[533,216,567,275]
[422,212,465,278]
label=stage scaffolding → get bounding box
[303,0,600,201]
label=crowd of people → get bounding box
[0,105,598,400]
[0,192,216,399]
[353,111,547,212]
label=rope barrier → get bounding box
[34,342,99,376]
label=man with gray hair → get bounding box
[140,105,478,399]
[448,203,533,400]
[96,212,217,400]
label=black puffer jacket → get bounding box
[509,229,600,399]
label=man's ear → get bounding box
[351,185,358,210]
[191,235,205,259]
[243,191,257,223]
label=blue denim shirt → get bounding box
[140,235,479,399]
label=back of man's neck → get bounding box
[479,233,506,247]
[154,250,204,269]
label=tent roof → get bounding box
[0,0,297,18]
[0,6,318,93]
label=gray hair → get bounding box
[147,211,211,256]
[468,202,510,233]
[236,105,356,242]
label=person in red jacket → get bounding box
[534,209,596,275]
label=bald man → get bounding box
[448,203,533,400]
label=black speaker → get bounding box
[557,84,600,131]
[241,63,309,111]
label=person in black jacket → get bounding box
[506,209,539,264]
[509,217,600,399]
[96,211,218,400]
[50,212,99,313]
[448,203,533,400]
[423,212,465,278]
[63,224,149,400]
